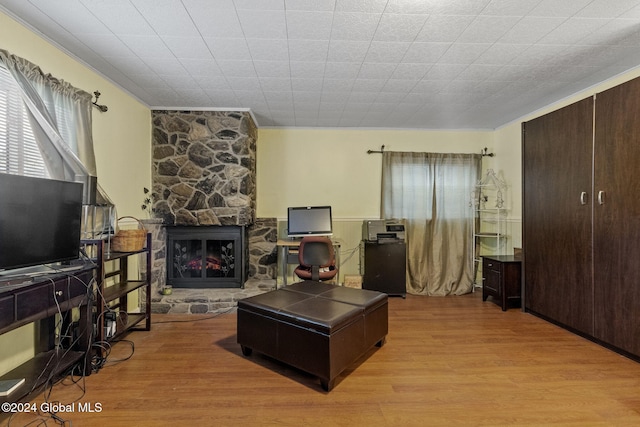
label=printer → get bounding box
[362,219,406,242]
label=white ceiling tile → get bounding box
[321,79,355,92]
[347,92,377,103]
[290,62,326,78]
[264,91,294,103]
[351,79,387,92]
[77,33,135,57]
[186,5,244,38]
[529,0,593,18]
[374,13,428,42]
[194,78,232,91]
[429,0,492,16]
[457,16,520,43]
[538,17,610,45]
[226,76,262,91]
[254,61,291,78]
[139,56,187,75]
[204,38,252,60]
[259,77,292,91]
[335,0,388,13]
[119,35,174,57]
[403,42,451,63]
[323,62,362,79]
[288,40,330,62]
[104,56,154,75]
[438,43,490,65]
[331,12,381,41]
[365,41,411,63]
[423,64,468,80]
[234,0,285,10]
[474,43,529,65]
[382,79,418,93]
[130,1,199,37]
[217,60,257,77]
[179,59,223,77]
[237,10,287,39]
[28,0,111,34]
[479,0,542,17]
[80,0,155,36]
[286,10,333,40]
[416,15,476,43]
[390,63,428,80]
[498,16,565,44]
[284,0,335,12]
[327,40,370,62]
[357,62,397,79]
[246,38,289,61]
[162,37,212,59]
[291,78,324,91]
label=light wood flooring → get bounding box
[7,291,640,426]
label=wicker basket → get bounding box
[111,216,147,252]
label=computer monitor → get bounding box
[287,206,333,238]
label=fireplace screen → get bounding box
[167,226,246,288]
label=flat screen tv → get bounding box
[287,206,333,238]
[0,173,83,272]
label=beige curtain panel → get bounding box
[381,151,481,296]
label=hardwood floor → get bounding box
[7,292,640,426]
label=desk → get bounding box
[276,239,341,287]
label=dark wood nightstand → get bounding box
[482,255,521,311]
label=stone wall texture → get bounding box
[151,110,257,227]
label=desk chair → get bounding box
[293,236,338,282]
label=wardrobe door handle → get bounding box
[598,191,605,205]
[580,192,587,205]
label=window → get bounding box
[0,64,47,177]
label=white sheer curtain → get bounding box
[382,151,481,296]
[0,49,115,237]
[0,49,96,203]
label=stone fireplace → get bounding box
[149,111,276,299]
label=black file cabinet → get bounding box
[361,241,406,298]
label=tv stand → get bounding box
[0,265,94,410]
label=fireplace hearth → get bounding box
[166,226,247,288]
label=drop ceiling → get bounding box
[2,0,640,130]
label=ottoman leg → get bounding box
[376,336,386,347]
[241,345,253,356]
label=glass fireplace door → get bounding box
[167,226,246,288]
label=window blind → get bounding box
[0,64,48,177]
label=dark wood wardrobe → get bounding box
[522,76,640,359]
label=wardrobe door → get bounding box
[522,97,593,334]
[593,77,640,356]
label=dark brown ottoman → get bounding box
[237,280,388,391]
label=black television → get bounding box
[287,206,333,238]
[0,173,83,273]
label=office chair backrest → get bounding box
[300,241,332,267]
[294,236,337,282]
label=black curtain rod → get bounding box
[366,145,493,156]
[367,144,385,154]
